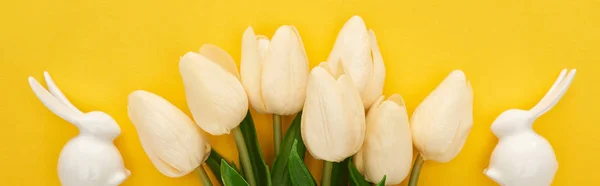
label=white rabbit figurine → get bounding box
[484,69,576,186]
[29,72,130,186]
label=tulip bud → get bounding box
[327,16,385,109]
[179,44,249,135]
[410,70,473,162]
[240,26,309,115]
[354,94,412,185]
[301,61,366,162]
[127,90,210,177]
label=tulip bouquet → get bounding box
[125,15,474,186]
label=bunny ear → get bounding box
[541,69,568,100]
[530,69,577,118]
[29,76,81,126]
[43,71,83,115]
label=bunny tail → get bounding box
[484,168,505,185]
[107,170,130,185]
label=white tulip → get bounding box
[241,26,308,115]
[127,90,210,178]
[179,44,249,135]
[327,15,385,109]
[301,61,366,162]
[410,70,473,162]
[354,94,413,185]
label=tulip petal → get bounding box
[241,27,269,113]
[361,30,386,110]
[180,51,249,135]
[199,44,240,79]
[410,70,473,162]
[353,150,365,173]
[440,80,473,161]
[261,25,308,115]
[302,63,365,162]
[127,90,208,177]
[362,94,412,184]
[336,74,367,159]
[319,60,346,79]
[327,15,373,92]
[302,66,341,161]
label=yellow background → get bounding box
[1,0,598,185]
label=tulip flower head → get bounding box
[241,25,309,115]
[327,15,385,109]
[410,70,473,162]
[301,61,366,162]
[179,44,249,135]
[354,94,413,185]
[127,90,211,177]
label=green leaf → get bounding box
[271,112,305,186]
[348,160,370,186]
[330,158,350,186]
[206,149,243,185]
[239,111,272,186]
[375,175,387,186]
[287,139,316,186]
[232,161,243,177]
[220,159,250,186]
[206,149,226,185]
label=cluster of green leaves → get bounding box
[205,111,386,186]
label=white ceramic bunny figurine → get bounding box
[29,72,130,186]
[484,69,576,186]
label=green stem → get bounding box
[408,154,425,186]
[321,161,334,186]
[232,127,257,186]
[196,165,213,186]
[273,114,282,156]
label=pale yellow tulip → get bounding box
[301,61,366,162]
[327,15,385,109]
[410,70,473,162]
[127,90,210,178]
[355,94,412,185]
[241,26,308,115]
[179,44,249,135]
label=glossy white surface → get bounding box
[485,69,576,186]
[29,72,130,186]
